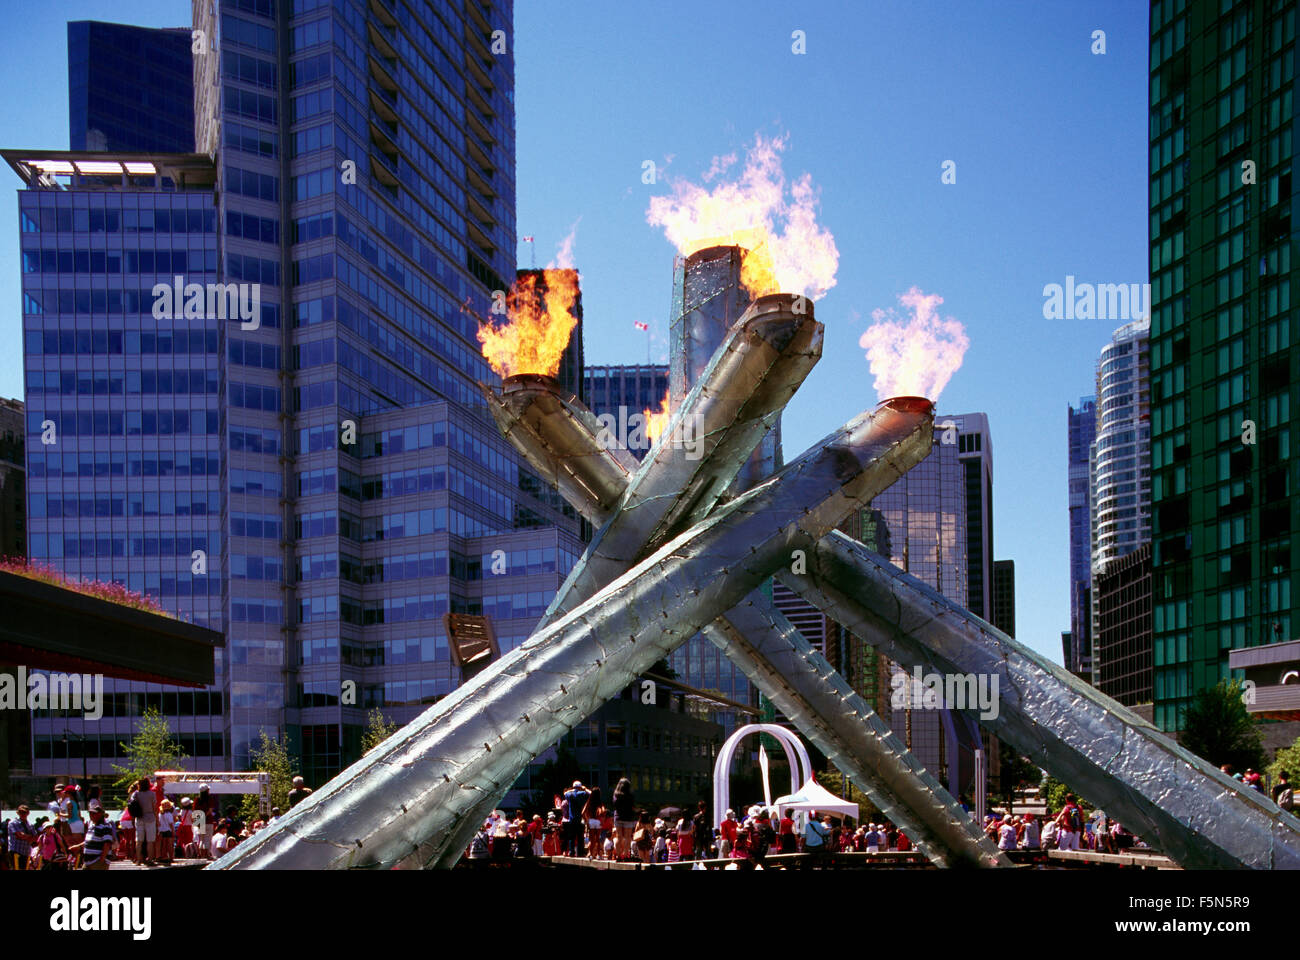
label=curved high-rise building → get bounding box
[1091,319,1151,575]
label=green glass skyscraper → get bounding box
[1149,0,1299,731]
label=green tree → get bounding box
[237,729,297,819]
[1178,679,1265,772]
[361,708,399,755]
[1038,775,1091,816]
[1265,735,1300,787]
[113,707,186,792]
[813,768,882,824]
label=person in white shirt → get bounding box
[1019,815,1041,849]
[997,817,1018,850]
[1041,817,1059,849]
[211,823,230,857]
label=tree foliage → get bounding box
[112,707,186,792]
[1266,734,1300,785]
[238,729,297,818]
[813,768,882,824]
[361,708,399,755]
[1178,679,1265,772]
[1038,775,1091,816]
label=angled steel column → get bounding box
[546,293,821,622]
[482,374,639,525]
[782,531,1300,869]
[702,602,1008,867]
[215,404,932,870]
[467,376,1005,868]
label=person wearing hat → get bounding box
[175,797,194,854]
[718,808,738,859]
[157,799,176,863]
[69,805,116,871]
[288,775,313,809]
[528,813,545,857]
[194,783,218,858]
[1019,813,1040,850]
[36,818,69,870]
[561,780,589,857]
[48,783,65,820]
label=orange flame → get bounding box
[477,269,579,378]
[646,134,838,301]
[859,288,969,402]
[643,390,671,444]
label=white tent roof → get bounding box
[773,779,859,819]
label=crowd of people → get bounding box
[462,777,921,868]
[2,774,314,870]
[975,793,1142,854]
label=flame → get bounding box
[858,287,969,401]
[646,134,838,301]
[643,390,671,443]
[477,269,579,378]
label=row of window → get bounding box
[32,487,222,515]
[29,490,219,518]
[32,690,224,719]
[231,511,283,540]
[29,328,217,355]
[19,205,216,235]
[22,248,216,276]
[22,289,279,327]
[26,370,220,397]
[27,409,219,437]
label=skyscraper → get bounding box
[68,21,195,154]
[854,419,974,791]
[10,0,590,783]
[582,363,667,424]
[953,413,993,622]
[1091,322,1152,571]
[0,398,25,560]
[1149,0,1299,732]
[1067,397,1096,675]
[1094,542,1153,706]
[992,558,1015,639]
[1089,321,1151,684]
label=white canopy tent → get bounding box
[773,779,860,821]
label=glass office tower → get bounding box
[1066,396,1096,677]
[13,0,589,782]
[14,156,229,774]
[1148,0,1299,731]
[68,21,195,154]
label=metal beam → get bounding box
[215,403,930,869]
[781,531,1300,870]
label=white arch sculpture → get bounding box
[712,723,813,828]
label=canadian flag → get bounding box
[521,235,534,242]
[633,321,648,331]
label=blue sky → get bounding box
[0,1,1149,665]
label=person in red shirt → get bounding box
[527,814,544,857]
[778,809,797,853]
[895,829,911,852]
[718,808,739,858]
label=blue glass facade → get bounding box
[15,0,589,784]
[68,22,195,153]
[19,180,229,771]
[1067,396,1096,676]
